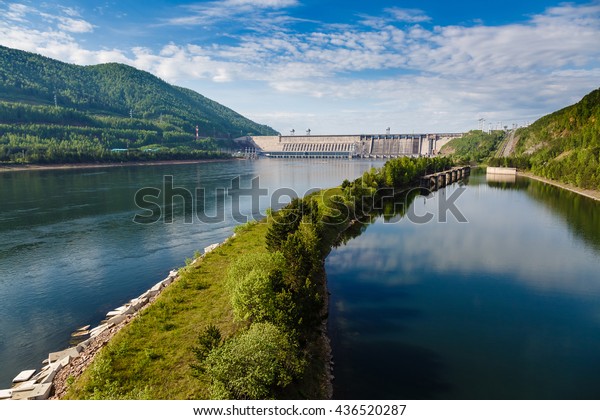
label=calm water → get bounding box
[327,173,600,399]
[0,159,382,387]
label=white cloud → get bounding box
[56,17,94,33]
[165,0,299,26]
[2,3,95,33]
[0,1,599,133]
[5,3,32,22]
[226,0,298,7]
[385,7,431,23]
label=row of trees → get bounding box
[0,102,241,163]
[0,132,229,164]
[191,156,454,399]
[192,199,325,399]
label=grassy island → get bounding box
[63,156,452,400]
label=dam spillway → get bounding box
[239,133,463,159]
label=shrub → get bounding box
[204,323,305,399]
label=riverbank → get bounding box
[0,158,235,172]
[59,204,339,399]
[14,156,452,400]
[518,171,600,202]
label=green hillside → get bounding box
[440,130,505,164]
[442,88,600,191]
[508,88,600,189]
[0,45,277,164]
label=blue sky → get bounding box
[1,0,599,134]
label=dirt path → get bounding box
[497,130,519,157]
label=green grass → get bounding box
[63,156,448,400]
[64,221,268,399]
[64,187,359,400]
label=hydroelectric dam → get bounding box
[237,132,463,159]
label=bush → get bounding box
[204,323,305,399]
[191,325,222,376]
[226,252,285,323]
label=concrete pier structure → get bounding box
[421,166,471,190]
[238,133,463,159]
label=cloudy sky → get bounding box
[1,0,599,134]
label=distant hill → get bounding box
[0,45,277,164]
[441,88,600,190]
[439,130,505,164]
[491,88,600,189]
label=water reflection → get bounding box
[486,173,516,184]
[327,173,600,399]
[0,159,384,387]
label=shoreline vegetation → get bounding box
[55,156,453,400]
[0,158,235,172]
[517,171,600,202]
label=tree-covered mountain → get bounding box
[440,130,505,164]
[506,88,600,189]
[442,88,600,191]
[0,45,277,164]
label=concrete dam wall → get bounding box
[239,133,463,159]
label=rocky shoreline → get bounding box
[1,262,192,400]
[2,217,344,400]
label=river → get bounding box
[2,162,599,398]
[326,171,600,399]
[0,159,382,388]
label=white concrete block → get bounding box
[31,364,51,382]
[122,305,136,315]
[12,369,36,383]
[130,298,147,311]
[0,389,12,399]
[107,314,127,326]
[106,310,123,317]
[48,347,80,363]
[150,281,164,292]
[77,338,92,351]
[11,383,52,400]
[13,380,36,392]
[145,289,159,299]
[90,324,108,337]
[40,357,69,385]
[71,329,90,338]
[139,290,153,300]
[204,243,219,254]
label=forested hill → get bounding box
[439,130,505,164]
[505,88,600,189]
[0,45,276,138]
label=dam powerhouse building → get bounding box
[238,133,463,159]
